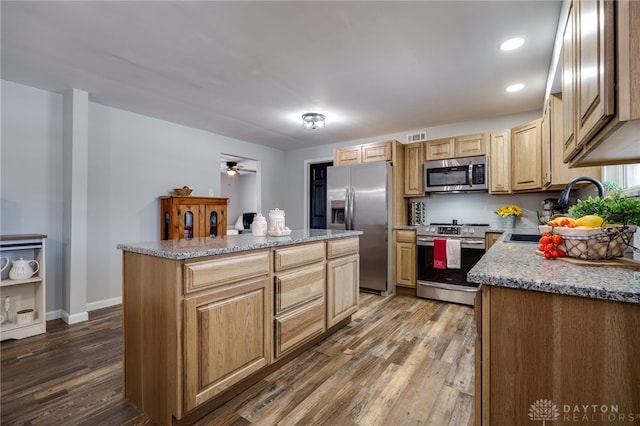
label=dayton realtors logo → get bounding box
[529,399,560,425]
[529,399,640,423]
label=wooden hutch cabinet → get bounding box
[160,196,228,240]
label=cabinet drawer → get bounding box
[275,263,325,314]
[395,229,416,243]
[273,242,325,272]
[275,299,326,357]
[184,250,270,294]
[326,237,359,259]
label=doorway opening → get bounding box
[309,161,333,229]
[220,153,260,233]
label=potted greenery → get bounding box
[568,190,640,226]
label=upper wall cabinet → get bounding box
[545,93,601,190]
[488,130,511,194]
[511,119,543,192]
[334,140,393,166]
[564,0,640,166]
[425,133,487,161]
[403,142,424,196]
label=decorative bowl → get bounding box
[268,229,292,237]
[174,188,193,196]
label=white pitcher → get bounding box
[8,258,40,280]
[0,257,9,273]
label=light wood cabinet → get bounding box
[122,237,360,425]
[425,138,455,160]
[511,119,543,191]
[454,133,487,157]
[334,140,393,166]
[393,229,416,289]
[160,196,228,240]
[273,242,326,358]
[544,93,601,190]
[0,234,47,341]
[477,285,640,425]
[326,237,359,328]
[488,130,511,194]
[404,142,424,196]
[183,269,271,411]
[564,0,640,166]
[425,133,486,161]
[484,232,502,251]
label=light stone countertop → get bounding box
[468,232,640,304]
[117,229,363,260]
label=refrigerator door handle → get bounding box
[345,187,351,230]
[349,187,355,230]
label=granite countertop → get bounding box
[468,232,640,304]
[117,229,363,260]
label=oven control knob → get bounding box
[430,227,436,232]
[469,228,475,234]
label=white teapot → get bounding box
[8,258,40,280]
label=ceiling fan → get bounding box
[225,161,256,176]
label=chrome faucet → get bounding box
[557,177,605,209]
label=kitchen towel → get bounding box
[433,238,447,269]
[446,239,461,269]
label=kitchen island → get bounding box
[118,229,361,425]
[469,234,640,426]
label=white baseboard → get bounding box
[86,296,122,312]
[62,310,89,325]
[45,297,122,324]
[46,310,62,321]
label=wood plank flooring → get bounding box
[1,293,475,425]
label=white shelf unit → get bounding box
[0,234,47,340]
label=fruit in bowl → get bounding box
[174,185,193,196]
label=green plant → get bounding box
[568,190,640,225]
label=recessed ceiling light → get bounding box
[500,37,525,51]
[506,83,525,93]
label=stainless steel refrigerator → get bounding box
[327,161,392,295]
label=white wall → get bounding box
[282,110,543,229]
[1,81,65,312]
[2,80,287,314]
[221,172,258,227]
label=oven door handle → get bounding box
[420,282,480,293]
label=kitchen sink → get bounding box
[504,233,541,243]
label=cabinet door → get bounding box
[175,204,201,240]
[485,232,503,251]
[334,146,362,166]
[562,2,578,162]
[547,93,602,189]
[203,205,226,238]
[183,276,271,411]
[511,119,542,191]
[575,0,615,146]
[454,133,487,157]
[425,138,455,160]
[361,141,392,163]
[488,130,511,194]
[404,142,424,196]
[395,241,416,288]
[326,254,359,328]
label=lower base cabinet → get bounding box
[122,237,359,425]
[476,285,640,425]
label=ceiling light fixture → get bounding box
[500,37,525,51]
[301,113,326,130]
[506,83,525,93]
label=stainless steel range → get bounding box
[416,221,489,306]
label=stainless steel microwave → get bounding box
[424,155,487,193]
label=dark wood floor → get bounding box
[1,293,475,425]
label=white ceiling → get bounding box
[1,1,563,151]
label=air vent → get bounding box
[406,131,427,143]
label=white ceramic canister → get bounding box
[16,308,35,324]
[268,208,286,231]
[250,214,268,236]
